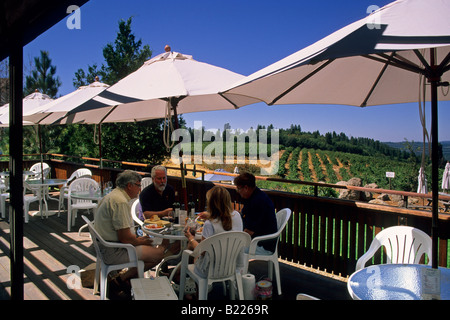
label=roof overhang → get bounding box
[0,0,89,61]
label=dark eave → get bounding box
[0,0,89,61]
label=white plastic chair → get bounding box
[81,215,145,300]
[0,177,7,193]
[242,208,291,295]
[178,231,251,300]
[141,177,152,190]
[2,181,45,223]
[67,177,99,231]
[23,181,41,223]
[0,191,9,219]
[296,293,320,300]
[355,226,433,270]
[130,198,144,227]
[58,168,92,214]
[28,162,50,180]
[0,177,8,219]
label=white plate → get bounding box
[143,224,164,231]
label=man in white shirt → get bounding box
[95,170,169,286]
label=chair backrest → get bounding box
[0,177,7,192]
[29,162,50,179]
[356,226,432,270]
[68,177,99,203]
[67,168,92,184]
[131,198,144,226]
[81,215,107,261]
[276,208,291,233]
[194,231,251,280]
[141,177,152,190]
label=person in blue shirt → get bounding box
[234,172,277,254]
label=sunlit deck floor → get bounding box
[0,193,350,300]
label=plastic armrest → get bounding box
[247,233,279,255]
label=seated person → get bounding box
[234,172,277,255]
[139,165,174,220]
[184,185,243,277]
[94,170,169,285]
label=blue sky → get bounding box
[22,0,450,142]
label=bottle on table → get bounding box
[173,191,180,224]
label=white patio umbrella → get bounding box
[54,46,257,206]
[442,162,450,192]
[417,167,428,194]
[0,90,53,126]
[23,77,109,125]
[20,79,110,190]
[0,90,54,181]
[222,0,450,268]
[57,47,259,126]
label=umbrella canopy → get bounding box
[222,0,450,269]
[0,90,53,126]
[57,48,259,125]
[197,169,235,182]
[23,78,109,125]
[223,0,450,107]
[442,162,450,192]
[51,47,258,207]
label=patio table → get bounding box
[347,264,450,300]
[26,178,67,218]
[142,223,202,276]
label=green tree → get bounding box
[24,50,61,98]
[73,17,152,87]
[69,17,169,165]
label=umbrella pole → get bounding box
[171,100,188,209]
[38,124,44,183]
[429,48,439,269]
[98,123,104,196]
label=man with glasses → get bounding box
[139,165,175,220]
[94,170,169,298]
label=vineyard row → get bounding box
[276,147,439,192]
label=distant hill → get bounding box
[384,141,450,162]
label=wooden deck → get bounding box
[0,192,350,300]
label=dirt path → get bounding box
[308,151,317,182]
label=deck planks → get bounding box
[0,197,100,300]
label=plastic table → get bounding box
[347,264,450,300]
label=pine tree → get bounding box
[24,50,61,98]
[73,17,152,87]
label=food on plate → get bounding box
[144,220,170,227]
[144,224,162,230]
[144,215,162,224]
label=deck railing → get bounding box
[1,154,449,277]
